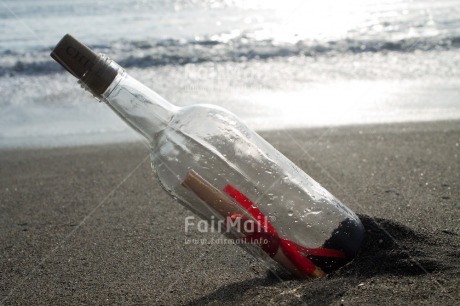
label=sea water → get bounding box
[1,0,460,148]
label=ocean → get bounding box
[1,0,460,148]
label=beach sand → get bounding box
[1,120,459,305]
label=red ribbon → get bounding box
[223,184,345,276]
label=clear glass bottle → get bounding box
[51,34,364,279]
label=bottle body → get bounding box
[50,34,364,279]
[103,72,364,278]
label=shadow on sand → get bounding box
[186,215,459,305]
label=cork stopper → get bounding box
[50,34,118,97]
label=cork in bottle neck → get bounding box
[50,34,119,98]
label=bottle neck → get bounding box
[96,62,178,144]
[50,35,178,144]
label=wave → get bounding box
[2,34,460,76]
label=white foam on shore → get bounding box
[1,70,459,148]
[2,49,460,149]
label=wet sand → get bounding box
[1,121,459,305]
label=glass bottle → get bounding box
[51,34,364,279]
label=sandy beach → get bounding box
[1,120,459,305]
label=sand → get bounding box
[1,120,459,305]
